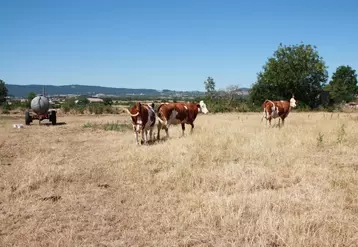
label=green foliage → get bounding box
[82,121,132,132]
[103,97,113,106]
[201,93,259,113]
[103,122,132,131]
[0,79,8,105]
[61,96,116,115]
[76,96,89,105]
[1,101,28,112]
[82,122,97,128]
[27,92,36,101]
[204,77,216,99]
[27,92,37,108]
[1,103,11,114]
[324,65,358,104]
[88,103,113,114]
[250,43,329,108]
[61,98,76,113]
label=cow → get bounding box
[261,95,298,127]
[123,102,156,145]
[156,100,209,140]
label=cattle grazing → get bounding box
[123,102,156,145]
[261,95,298,127]
[156,100,209,140]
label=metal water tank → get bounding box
[30,96,50,115]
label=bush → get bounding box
[88,103,104,114]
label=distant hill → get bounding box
[6,84,250,98]
[6,84,162,97]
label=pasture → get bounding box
[1,111,358,246]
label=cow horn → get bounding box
[123,108,140,117]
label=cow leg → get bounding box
[157,122,161,140]
[181,123,185,137]
[158,124,169,139]
[142,129,147,145]
[133,125,140,145]
[136,132,141,145]
[165,126,169,138]
[134,132,139,145]
[149,127,153,142]
[190,123,194,134]
[261,109,267,123]
[164,122,170,139]
[265,111,271,126]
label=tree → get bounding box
[204,76,216,99]
[103,97,113,106]
[0,79,8,105]
[324,65,358,104]
[27,92,37,102]
[76,96,89,105]
[249,43,329,108]
[223,85,241,105]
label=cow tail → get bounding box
[157,113,164,124]
[156,106,165,125]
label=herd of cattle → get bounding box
[123,95,298,145]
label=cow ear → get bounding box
[196,103,200,108]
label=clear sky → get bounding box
[1,0,357,91]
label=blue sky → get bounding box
[1,0,357,91]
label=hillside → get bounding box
[6,84,163,98]
[6,84,250,98]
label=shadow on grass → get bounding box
[41,122,67,126]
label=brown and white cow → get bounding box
[123,102,156,145]
[261,95,298,127]
[156,100,208,140]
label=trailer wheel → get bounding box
[51,110,57,125]
[25,111,32,125]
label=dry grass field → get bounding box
[1,111,358,247]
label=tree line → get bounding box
[1,42,357,113]
[202,42,357,112]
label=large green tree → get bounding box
[0,79,9,105]
[250,43,329,108]
[324,65,358,104]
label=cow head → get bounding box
[197,100,209,114]
[290,96,297,108]
[123,103,144,143]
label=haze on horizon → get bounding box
[1,0,357,91]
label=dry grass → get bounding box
[1,111,358,247]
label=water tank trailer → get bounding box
[25,92,57,125]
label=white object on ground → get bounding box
[13,124,24,128]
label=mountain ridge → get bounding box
[6,84,250,98]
